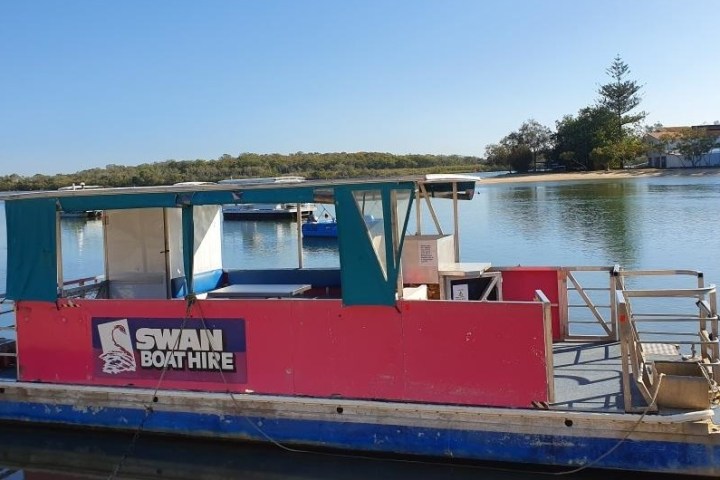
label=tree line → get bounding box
[0,152,485,191]
[484,56,718,172]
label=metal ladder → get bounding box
[615,269,719,412]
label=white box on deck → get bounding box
[401,234,454,284]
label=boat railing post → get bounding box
[56,211,64,298]
[712,287,719,383]
[415,183,422,235]
[616,291,634,412]
[535,289,555,403]
[296,203,303,268]
[452,182,459,262]
[418,182,443,235]
[698,287,719,381]
[610,265,619,341]
[557,268,569,341]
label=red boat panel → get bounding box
[499,267,563,340]
[15,297,551,408]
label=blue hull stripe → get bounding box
[0,400,716,476]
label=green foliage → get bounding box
[551,57,647,170]
[484,119,552,172]
[597,55,647,129]
[668,128,719,167]
[590,136,648,170]
[0,153,486,191]
[484,143,513,172]
[485,56,650,172]
[552,107,619,170]
[507,145,533,173]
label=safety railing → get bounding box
[0,292,17,372]
[559,266,618,342]
[617,269,715,361]
[60,275,107,299]
[616,269,719,412]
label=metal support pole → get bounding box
[296,204,303,268]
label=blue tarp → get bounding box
[5,198,58,301]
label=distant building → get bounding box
[645,124,720,168]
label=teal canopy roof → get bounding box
[2,175,477,305]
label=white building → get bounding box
[646,125,720,168]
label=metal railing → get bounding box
[60,275,107,299]
[0,292,17,369]
[615,269,719,412]
[618,269,716,361]
[559,266,618,342]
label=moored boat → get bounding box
[302,214,378,239]
[0,175,718,476]
[218,176,316,220]
[58,183,104,219]
[301,219,337,238]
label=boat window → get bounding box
[352,190,387,279]
[104,208,171,299]
[58,214,105,298]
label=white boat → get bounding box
[219,177,316,220]
[58,183,104,219]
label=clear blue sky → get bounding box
[0,0,717,176]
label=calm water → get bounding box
[0,175,719,478]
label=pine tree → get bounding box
[597,55,647,133]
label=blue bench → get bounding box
[171,268,342,299]
[226,268,341,289]
[171,269,225,298]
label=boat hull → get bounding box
[223,211,312,221]
[302,222,337,238]
[222,203,316,221]
[0,382,717,477]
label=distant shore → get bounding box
[480,168,720,184]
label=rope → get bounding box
[192,300,669,473]
[111,297,669,477]
[549,373,665,476]
[107,296,196,480]
[193,301,305,453]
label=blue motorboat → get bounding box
[302,220,337,238]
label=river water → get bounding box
[0,174,718,478]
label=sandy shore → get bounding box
[480,168,720,184]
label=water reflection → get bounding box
[223,218,301,269]
[222,219,340,269]
[473,181,641,267]
[60,218,105,281]
[0,424,682,480]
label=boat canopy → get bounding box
[2,176,479,306]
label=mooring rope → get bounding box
[548,373,665,476]
[110,298,670,478]
[191,300,671,475]
[107,295,197,480]
[193,300,306,453]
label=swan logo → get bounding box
[97,319,137,374]
[92,317,247,383]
